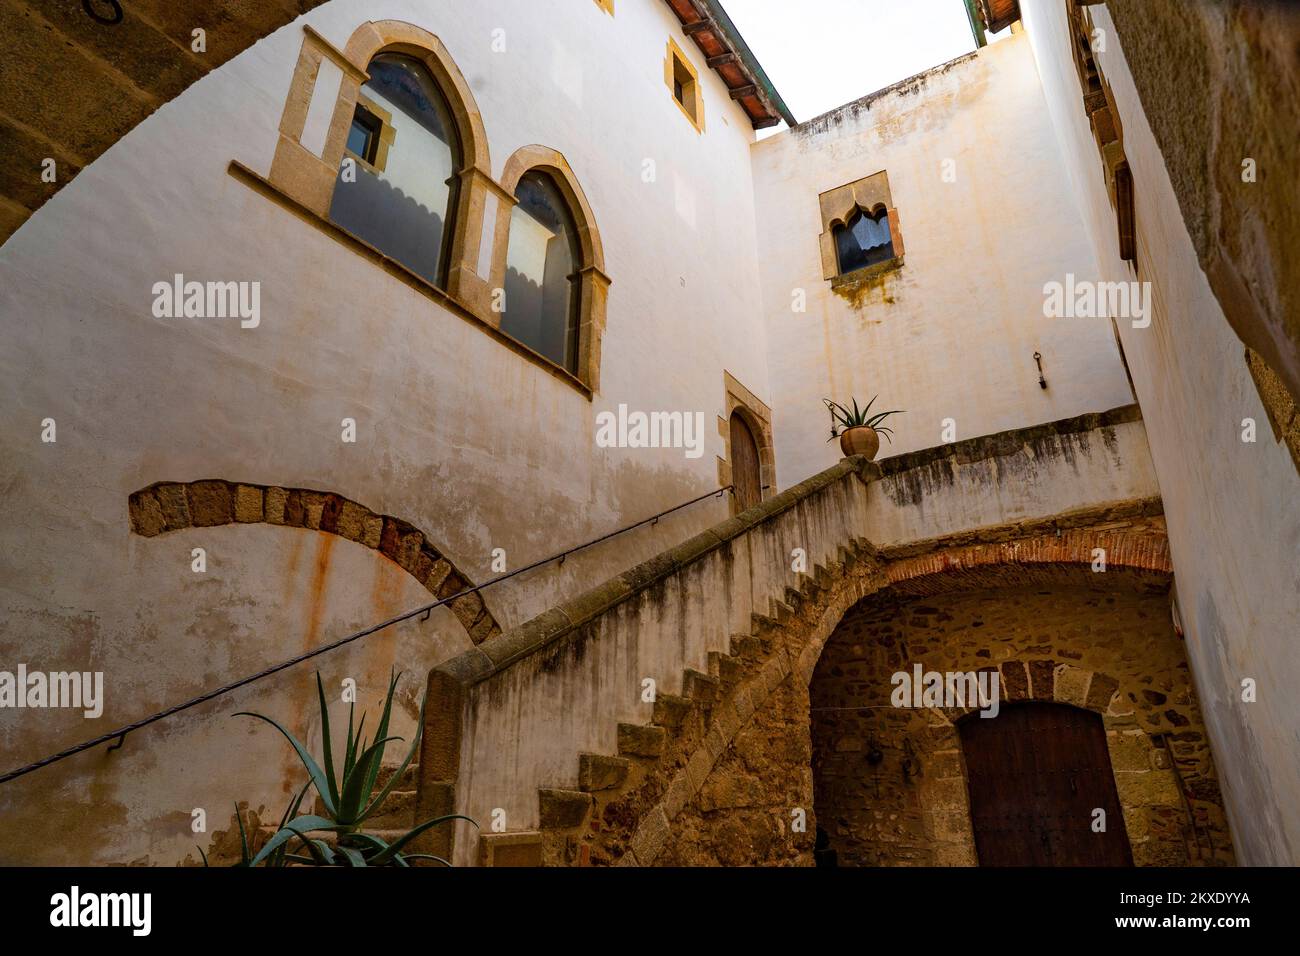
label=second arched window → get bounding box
[502,171,582,373]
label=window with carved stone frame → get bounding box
[818,171,905,286]
[228,20,611,397]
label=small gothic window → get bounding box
[834,206,895,275]
[502,171,582,373]
[329,53,461,288]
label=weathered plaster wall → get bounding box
[1020,0,1300,864]
[750,33,1134,488]
[867,408,1158,548]
[813,582,1234,867]
[0,0,772,864]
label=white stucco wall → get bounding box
[750,32,1134,489]
[0,0,772,864]
[1020,0,1300,865]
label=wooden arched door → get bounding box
[960,702,1133,866]
[729,411,762,512]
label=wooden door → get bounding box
[960,702,1133,866]
[729,412,762,512]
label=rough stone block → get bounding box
[283,490,305,527]
[334,500,367,541]
[264,486,288,524]
[652,693,692,730]
[617,723,665,758]
[234,484,263,523]
[128,490,165,536]
[187,480,233,527]
[155,482,192,530]
[1088,672,1121,712]
[578,753,630,792]
[629,807,670,864]
[697,774,764,812]
[538,788,591,829]
[1027,659,1056,700]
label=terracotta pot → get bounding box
[839,425,880,460]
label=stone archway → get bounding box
[807,562,1234,867]
[127,479,500,643]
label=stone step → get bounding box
[375,762,419,791]
[683,668,719,704]
[538,788,592,829]
[651,693,693,730]
[578,752,630,792]
[708,651,743,687]
[617,722,666,758]
[729,634,767,661]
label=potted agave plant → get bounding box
[824,396,903,461]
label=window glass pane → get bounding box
[502,172,581,372]
[346,118,372,161]
[835,207,894,274]
[329,54,460,287]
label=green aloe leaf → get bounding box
[360,687,427,823]
[369,814,478,867]
[249,815,348,867]
[315,674,341,811]
[339,735,402,822]
[236,711,338,819]
[338,845,367,867]
[364,671,402,800]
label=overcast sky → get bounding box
[722,0,1005,129]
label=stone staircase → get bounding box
[473,537,881,866]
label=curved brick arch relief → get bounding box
[127,480,500,644]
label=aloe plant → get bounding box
[208,671,474,867]
[823,396,903,444]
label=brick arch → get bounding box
[797,523,1173,673]
[882,527,1173,594]
[127,479,500,644]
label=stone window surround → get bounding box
[818,171,905,283]
[1066,2,1136,264]
[716,371,776,513]
[664,36,706,133]
[242,20,612,397]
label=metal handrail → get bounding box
[0,484,733,785]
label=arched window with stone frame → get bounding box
[489,146,611,391]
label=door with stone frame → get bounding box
[959,702,1133,866]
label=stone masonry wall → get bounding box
[811,583,1234,867]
